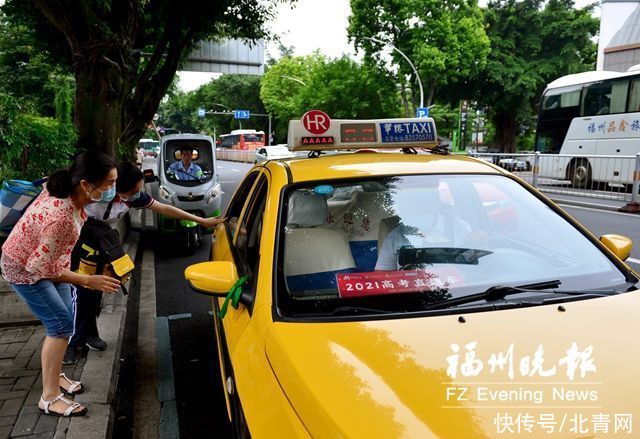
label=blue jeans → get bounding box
[10,280,76,338]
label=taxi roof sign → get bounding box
[287,116,438,151]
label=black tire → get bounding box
[569,159,592,188]
[184,227,199,255]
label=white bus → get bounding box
[535,66,640,187]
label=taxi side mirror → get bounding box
[184,261,238,296]
[599,234,632,261]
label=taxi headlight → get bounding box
[159,185,174,204]
[207,185,222,203]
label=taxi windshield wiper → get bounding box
[423,280,621,311]
[330,305,391,316]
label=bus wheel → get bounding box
[569,159,591,188]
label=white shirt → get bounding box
[375,217,472,271]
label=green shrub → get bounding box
[0,92,77,183]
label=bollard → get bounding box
[619,152,640,213]
[532,151,540,188]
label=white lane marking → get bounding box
[557,203,640,218]
[627,258,640,265]
[168,313,192,320]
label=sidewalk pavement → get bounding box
[0,231,139,439]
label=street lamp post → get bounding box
[364,36,424,109]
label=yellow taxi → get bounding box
[185,112,639,438]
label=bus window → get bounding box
[582,82,611,116]
[541,86,580,110]
[582,80,628,116]
[611,80,629,113]
[628,78,640,112]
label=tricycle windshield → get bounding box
[277,174,633,317]
[163,139,214,187]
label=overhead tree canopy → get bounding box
[477,0,598,152]
[260,54,401,142]
[260,54,322,142]
[192,74,268,137]
[1,0,288,157]
[348,0,490,113]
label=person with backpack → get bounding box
[63,161,224,364]
[0,152,121,418]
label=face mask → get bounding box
[90,184,116,203]
[120,191,141,202]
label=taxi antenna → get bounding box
[308,150,322,158]
[402,147,418,154]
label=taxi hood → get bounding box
[266,291,640,438]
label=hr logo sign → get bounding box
[302,110,330,135]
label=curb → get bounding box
[60,230,142,439]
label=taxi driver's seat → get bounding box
[378,216,401,255]
[284,191,355,295]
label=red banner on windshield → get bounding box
[336,270,462,298]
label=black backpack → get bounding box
[71,218,134,294]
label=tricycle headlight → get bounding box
[207,185,222,203]
[159,185,174,204]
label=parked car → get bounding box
[254,145,296,163]
[185,115,638,438]
[498,157,528,171]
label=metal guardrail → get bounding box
[215,148,256,163]
[214,147,640,205]
[467,152,640,204]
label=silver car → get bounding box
[254,144,295,163]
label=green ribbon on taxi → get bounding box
[218,275,250,319]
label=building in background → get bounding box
[598,0,640,71]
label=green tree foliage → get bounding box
[157,74,268,141]
[261,54,401,142]
[348,0,490,111]
[0,12,70,117]
[261,54,321,142]
[0,93,76,182]
[297,57,400,120]
[478,0,598,152]
[192,74,268,137]
[2,0,287,157]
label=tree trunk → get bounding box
[74,67,127,157]
[493,109,517,153]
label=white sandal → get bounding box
[59,373,84,395]
[39,394,87,417]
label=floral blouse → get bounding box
[0,189,86,284]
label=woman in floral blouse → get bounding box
[0,152,120,417]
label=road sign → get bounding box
[301,110,330,135]
[379,121,436,143]
[234,110,250,119]
[416,107,429,118]
[197,107,205,118]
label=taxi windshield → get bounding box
[277,175,632,318]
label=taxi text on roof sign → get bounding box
[287,113,438,151]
